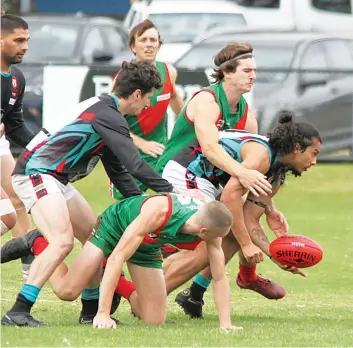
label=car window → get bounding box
[176,39,296,83]
[100,26,127,55]
[148,13,246,43]
[321,39,353,79]
[23,20,80,63]
[311,0,352,14]
[321,40,353,69]
[124,9,136,29]
[83,27,105,62]
[232,0,280,8]
[300,42,330,82]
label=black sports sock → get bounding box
[9,294,34,313]
[81,298,99,317]
[190,282,206,302]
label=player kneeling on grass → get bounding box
[1,193,239,330]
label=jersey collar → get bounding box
[108,93,119,110]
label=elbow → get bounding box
[202,143,218,159]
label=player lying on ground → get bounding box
[1,193,240,330]
[0,61,174,328]
[158,112,321,318]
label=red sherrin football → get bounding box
[269,234,323,268]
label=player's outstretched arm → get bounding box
[244,195,305,277]
[93,196,170,329]
[207,237,231,328]
[208,238,242,331]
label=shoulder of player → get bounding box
[141,195,171,220]
[11,66,25,81]
[190,89,218,105]
[95,101,127,126]
[241,141,271,172]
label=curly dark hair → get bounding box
[267,111,322,185]
[112,61,162,99]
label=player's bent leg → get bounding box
[50,241,104,301]
[164,243,209,294]
[0,155,31,238]
[175,231,241,318]
[1,191,74,327]
[26,194,74,287]
[1,155,34,279]
[0,187,16,235]
[66,190,96,244]
[127,262,167,325]
[236,251,286,300]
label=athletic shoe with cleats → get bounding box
[175,288,204,319]
[1,312,45,327]
[79,315,124,325]
[236,273,286,300]
[1,229,42,264]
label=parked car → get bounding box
[11,13,130,155]
[123,0,247,62]
[175,29,353,155]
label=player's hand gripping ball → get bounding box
[269,234,323,268]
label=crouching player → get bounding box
[2,193,239,330]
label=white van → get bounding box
[230,0,353,31]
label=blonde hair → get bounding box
[198,201,233,232]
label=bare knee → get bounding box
[1,212,17,235]
[53,284,80,301]
[141,312,166,325]
[50,235,74,260]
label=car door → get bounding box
[320,39,353,151]
[292,41,333,149]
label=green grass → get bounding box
[1,164,353,347]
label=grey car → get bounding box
[175,29,353,155]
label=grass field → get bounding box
[1,163,353,347]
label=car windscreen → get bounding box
[23,20,81,63]
[148,13,246,43]
[176,39,297,82]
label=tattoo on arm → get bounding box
[250,228,272,258]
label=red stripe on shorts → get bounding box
[30,174,48,199]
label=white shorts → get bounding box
[12,174,78,213]
[0,135,11,157]
[162,161,222,202]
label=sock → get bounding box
[82,287,100,301]
[21,254,35,280]
[33,237,49,256]
[9,284,40,313]
[239,263,258,283]
[9,293,35,314]
[190,274,211,301]
[115,274,136,300]
[81,287,100,317]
